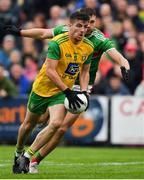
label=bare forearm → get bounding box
[119,56,130,69]
[46,69,68,91]
[20,28,53,39]
[107,49,130,69]
[80,72,89,91]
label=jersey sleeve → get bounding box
[92,30,115,52]
[100,38,115,52]
[84,53,93,64]
[47,41,61,60]
[94,36,115,52]
[53,25,69,36]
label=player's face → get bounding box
[85,15,96,36]
[69,20,89,42]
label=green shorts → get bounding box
[28,91,65,115]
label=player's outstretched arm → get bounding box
[0,24,54,39]
[106,48,130,69]
[106,48,130,82]
[20,28,54,39]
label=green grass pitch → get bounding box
[0,145,144,179]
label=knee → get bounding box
[50,120,62,130]
[21,121,36,132]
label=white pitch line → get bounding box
[0,163,9,167]
[1,161,144,167]
[42,161,144,166]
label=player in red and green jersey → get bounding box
[3,8,130,173]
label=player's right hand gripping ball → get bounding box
[63,88,88,114]
[120,66,130,82]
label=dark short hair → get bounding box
[70,11,89,22]
[79,8,96,17]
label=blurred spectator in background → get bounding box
[105,71,130,95]
[123,38,143,94]
[91,66,130,95]
[33,13,47,29]
[84,0,99,9]
[106,64,130,94]
[19,0,68,20]
[126,3,144,31]
[0,0,21,25]
[33,13,47,54]
[9,49,22,69]
[9,63,31,96]
[123,18,137,39]
[22,22,38,58]
[111,21,127,53]
[0,0,21,43]
[47,5,66,28]
[0,35,16,68]
[75,0,100,10]
[0,63,17,97]
[138,0,144,23]
[100,3,111,17]
[112,0,128,21]
[99,3,113,38]
[137,31,144,44]
[22,54,38,83]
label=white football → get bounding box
[64,93,88,114]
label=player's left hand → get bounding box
[81,91,89,110]
[0,23,21,36]
[4,25,21,36]
[120,66,130,83]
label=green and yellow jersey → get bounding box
[32,32,93,97]
[53,25,115,84]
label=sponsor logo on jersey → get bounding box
[65,63,79,75]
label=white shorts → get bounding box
[72,85,92,93]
